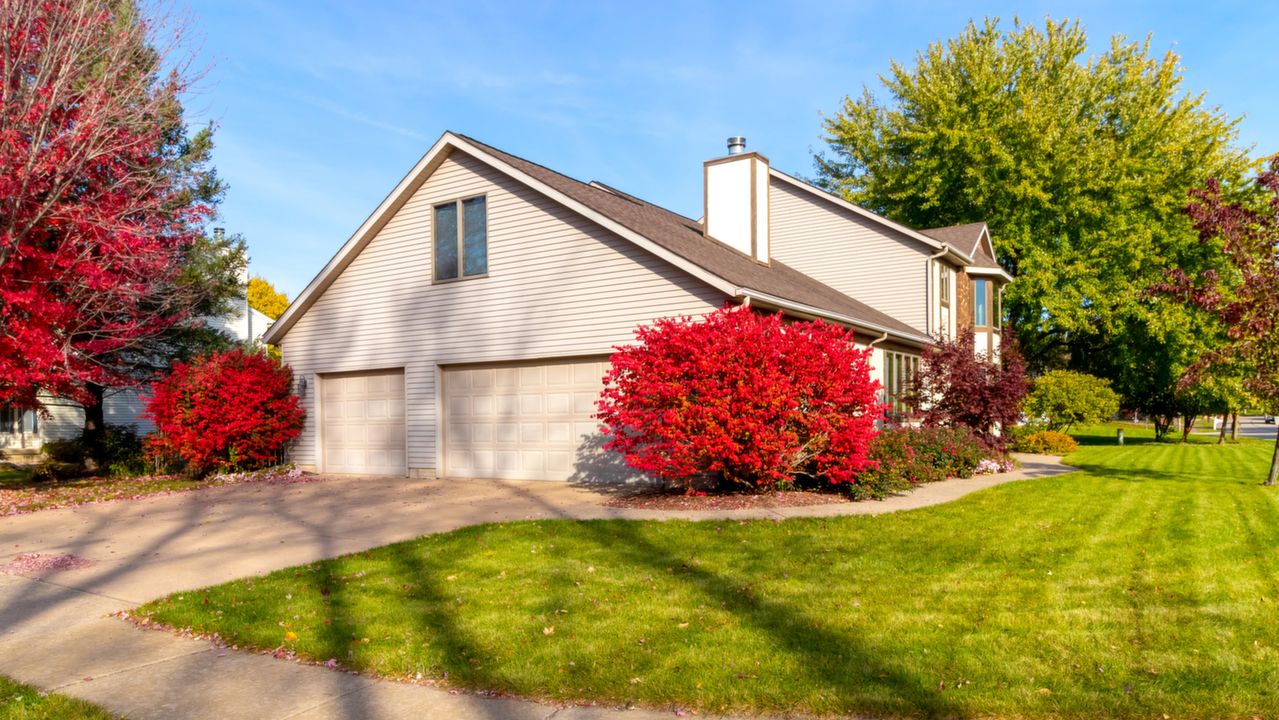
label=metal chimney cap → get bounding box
[726,136,747,155]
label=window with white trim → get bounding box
[974,278,990,327]
[883,351,920,415]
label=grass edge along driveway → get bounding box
[135,427,1279,719]
[0,674,119,719]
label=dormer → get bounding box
[704,137,770,264]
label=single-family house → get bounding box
[262,132,1010,481]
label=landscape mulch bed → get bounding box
[603,488,852,511]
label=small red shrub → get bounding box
[144,349,305,476]
[597,306,882,491]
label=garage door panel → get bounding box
[320,369,406,476]
[444,358,617,481]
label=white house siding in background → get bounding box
[281,151,724,475]
[103,388,154,435]
[769,179,931,331]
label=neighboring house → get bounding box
[0,301,273,452]
[263,132,1012,481]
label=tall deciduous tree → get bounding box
[815,18,1254,377]
[247,276,289,320]
[1157,157,1279,484]
[0,0,230,432]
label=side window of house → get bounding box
[0,407,37,434]
[433,196,487,282]
[883,351,920,415]
[973,278,989,327]
[939,267,951,337]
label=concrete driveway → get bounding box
[0,456,1069,719]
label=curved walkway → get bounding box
[0,453,1072,720]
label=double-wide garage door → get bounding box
[443,358,609,481]
[320,369,407,475]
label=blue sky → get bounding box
[181,1,1279,298]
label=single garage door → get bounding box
[320,369,407,475]
[443,358,610,481]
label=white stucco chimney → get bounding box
[704,136,770,263]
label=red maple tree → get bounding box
[1158,156,1279,484]
[597,306,883,491]
[0,0,211,410]
[908,330,1029,449]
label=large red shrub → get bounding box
[597,306,882,491]
[144,349,305,476]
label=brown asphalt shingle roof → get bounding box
[920,222,1000,268]
[458,134,931,342]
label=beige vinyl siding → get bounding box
[281,151,723,473]
[769,179,930,330]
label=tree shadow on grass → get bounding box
[317,482,964,719]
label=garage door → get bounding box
[320,369,407,475]
[443,358,610,481]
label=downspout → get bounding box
[994,283,1008,356]
[925,245,949,337]
[867,330,892,422]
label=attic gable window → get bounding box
[433,196,487,282]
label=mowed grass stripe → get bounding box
[137,426,1279,718]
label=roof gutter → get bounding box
[734,287,932,347]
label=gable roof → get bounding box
[920,222,1004,270]
[263,132,934,346]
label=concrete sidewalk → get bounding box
[0,454,1071,719]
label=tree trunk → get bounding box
[1217,412,1229,445]
[82,382,106,465]
[1231,412,1240,442]
[1181,414,1196,442]
[1268,425,1279,487]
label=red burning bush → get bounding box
[144,350,304,476]
[597,306,882,491]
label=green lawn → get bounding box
[135,427,1279,718]
[0,676,117,719]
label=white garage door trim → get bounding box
[442,357,611,481]
[318,368,408,476]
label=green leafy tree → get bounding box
[1026,370,1120,432]
[815,18,1255,374]
[247,276,290,320]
